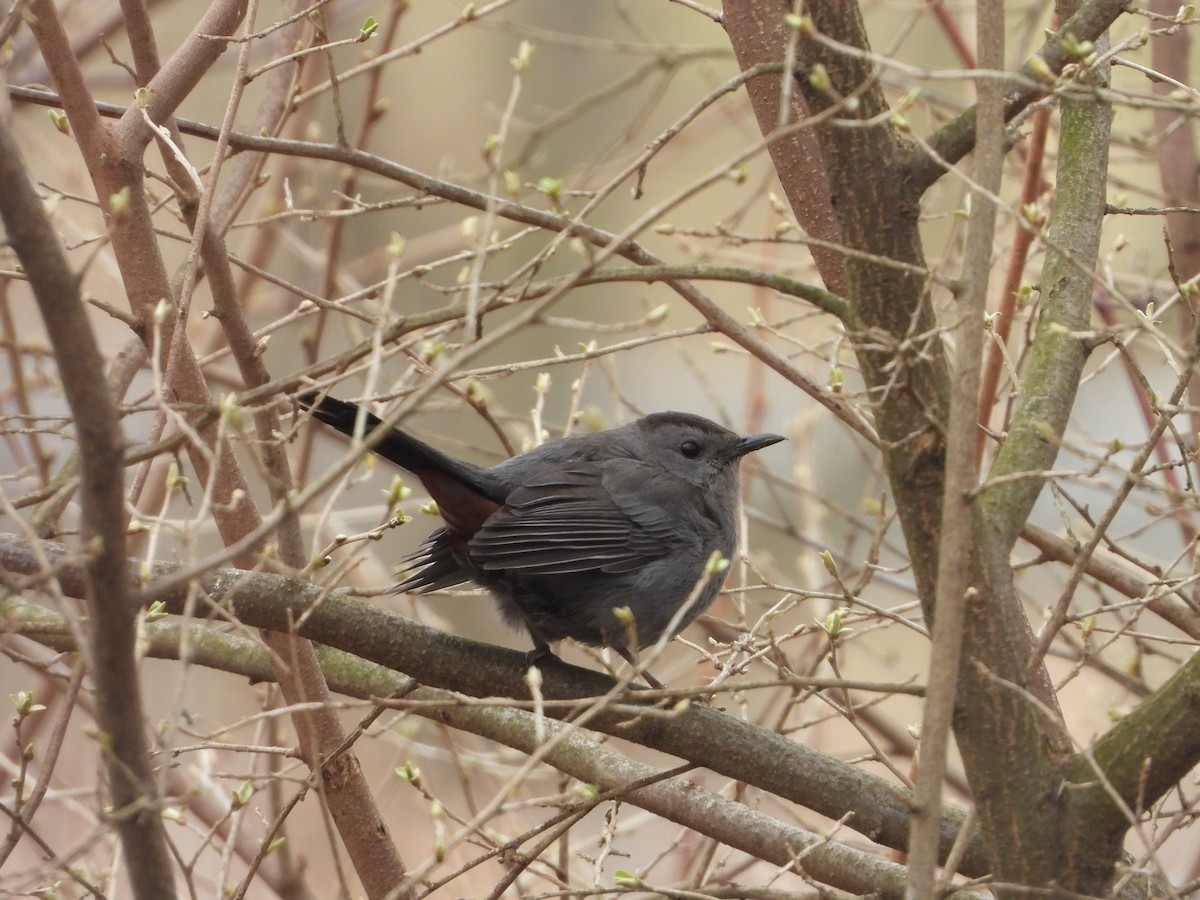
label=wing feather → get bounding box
[467,461,684,575]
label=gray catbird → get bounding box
[299,392,783,685]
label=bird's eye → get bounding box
[680,440,701,459]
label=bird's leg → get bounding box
[615,647,665,690]
[524,636,559,668]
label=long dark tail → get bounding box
[297,392,510,510]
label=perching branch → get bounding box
[0,530,989,877]
[3,593,999,900]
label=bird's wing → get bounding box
[467,460,685,575]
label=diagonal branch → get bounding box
[1062,645,1200,887]
[914,0,1130,191]
[0,115,178,899]
[978,63,1112,550]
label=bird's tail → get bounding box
[296,391,509,507]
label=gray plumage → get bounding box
[300,393,783,682]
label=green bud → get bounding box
[645,303,670,325]
[808,63,832,93]
[395,761,422,784]
[108,186,132,219]
[614,871,642,888]
[48,109,71,135]
[231,781,254,809]
[819,549,838,577]
[509,40,534,74]
[611,605,635,627]
[704,550,729,578]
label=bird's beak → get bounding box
[736,432,785,457]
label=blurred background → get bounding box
[2,0,1197,896]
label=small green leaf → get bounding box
[1060,31,1094,59]
[395,762,422,784]
[481,133,500,160]
[1028,55,1054,81]
[153,297,173,324]
[819,549,838,577]
[231,781,254,809]
[614,871,642,888]
[783,13,813,34]
[219,393,245,429]
[819,607,851,639]
[536,177,563,202]
[385,475,412,507]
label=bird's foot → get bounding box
[615,647,666,691]
[524,643,559,668]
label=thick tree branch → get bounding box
[1,595,1002,900]
[722,2,848,296]
[0,117,178,899]
[1063,646,1200,887]
[113,0,248,154]
[724,0,1085,892]
[979,73,1112,549]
